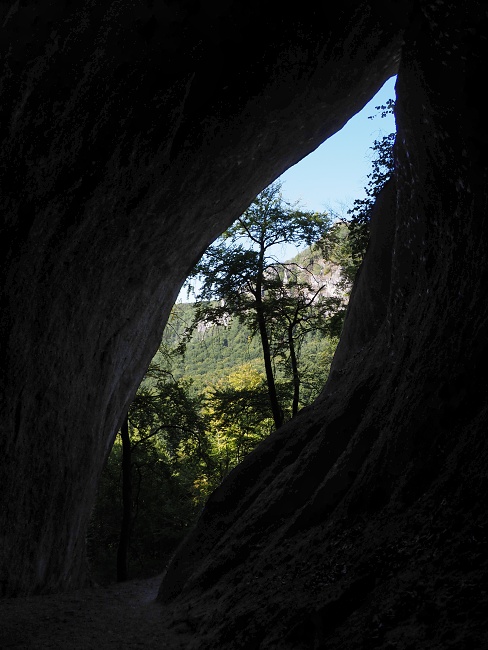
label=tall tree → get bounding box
[90,344,212,584]
[185,180,332,428]
[116,412,132,582]
[262,262,343,416]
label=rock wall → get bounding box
[158,2,488,648]
[0,3,405,596]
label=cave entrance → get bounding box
[89,77,397,585]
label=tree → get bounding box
[185,180,333,429]
[116,412,132,582]
[238,247,344,418]
[345,99,395,280]
[89,345,213,583]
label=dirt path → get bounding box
[0,575,189,649]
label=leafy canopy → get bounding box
[186,180,332,325]
[184,180,334,428]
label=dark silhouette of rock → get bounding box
[1,1,487,647]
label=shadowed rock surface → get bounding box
[1,1,487,648]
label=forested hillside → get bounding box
[160,302,264,389]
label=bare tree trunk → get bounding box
[255,291,283,429]
[117,413,132,582]
[288,323,300,417]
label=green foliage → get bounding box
[298,334,340,401]
[162,310,263,391]
[346,99,395,276]
[88,367,212,583]
[183,180,337,427]
[203,363,274,480]
[89,243,343,584]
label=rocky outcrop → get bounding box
[2,1,487,646]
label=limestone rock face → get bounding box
[1,1,487,646]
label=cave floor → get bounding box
[0,574,190,649]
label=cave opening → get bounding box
[1,5,403,594]
[3,3,487,646]
[88,77,398,586]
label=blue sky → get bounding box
[279,75,397,216]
